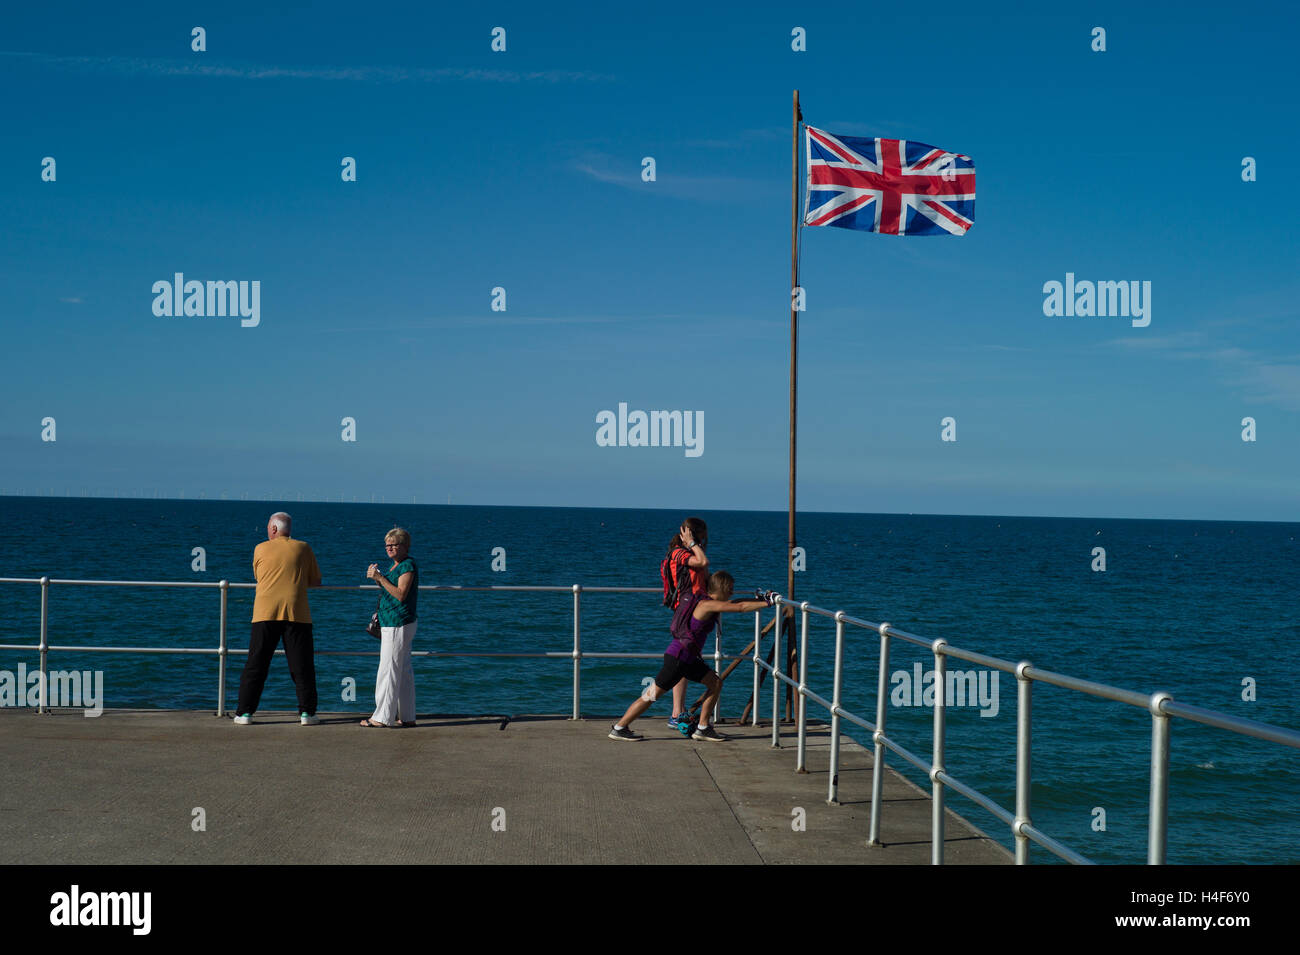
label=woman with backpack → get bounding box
[660,517,709,727]
[610,571,776,741]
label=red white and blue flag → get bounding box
[804,126,975,237]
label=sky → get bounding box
[1,0,1297,521]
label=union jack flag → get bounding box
[804,126,975,237]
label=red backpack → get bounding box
[660,547,693,608]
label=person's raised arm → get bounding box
[695,598,770,615]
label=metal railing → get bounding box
[3,576,1299,865]
[751,596,1300,866]
[0,577,743,722]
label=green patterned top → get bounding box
[377,558,418,627]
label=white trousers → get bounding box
[372,620,417,724]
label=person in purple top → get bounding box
[609,571,776,742]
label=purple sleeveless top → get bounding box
[666,609,715,661]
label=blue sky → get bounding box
[2,1,1297,521]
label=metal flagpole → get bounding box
[784,90,803,723]
[789,89,801,605]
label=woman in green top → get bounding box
[361,527,419,727]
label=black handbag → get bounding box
[366,598,381,639]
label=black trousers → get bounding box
[236,620,317,716]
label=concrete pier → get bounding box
[0,709,1011,865]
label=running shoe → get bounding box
[608,724,643,741]
[692,725,726,742]
[300,712,320,725]
[232,713,252,725]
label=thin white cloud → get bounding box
[58,296,84,304]
[1103,328,1300,410]
[0,51,612,83]
[572,162,630,187]
[317,311,774,334]
[317,314,641,334]
[1222,356,1300,411]
[1101,331,1208,351]
[684,128,785,149]
[570,155,777,202]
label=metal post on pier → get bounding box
[751,611,761,727]
[1148,691,1173,865]
[38,577,49,714]
[827,611,845,804]
[796,603,810,772]
[714,621,723,721]
[571,585,581,720]
[931,640,948,865]
[217,580,229,716]
[1014,661,1033,864]
[868,623,892,847]
[771,604,782,748]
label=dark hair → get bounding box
[707,570,734,599]
[665,516,708,557]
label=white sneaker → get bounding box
[233,713,252,725]
[300,712,320,725]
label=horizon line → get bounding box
[0,493,1296,527]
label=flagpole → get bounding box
[788,89,801,605]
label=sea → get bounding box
[1,495,1297,865]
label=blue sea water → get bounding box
[1,496,1297,865]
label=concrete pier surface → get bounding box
[0,709,1011,865]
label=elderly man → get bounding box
[233,512,323,725]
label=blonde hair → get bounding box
[385,527,411,547]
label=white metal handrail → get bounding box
[0,577,743,722]
[752,596,1300,867]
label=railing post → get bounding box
[217,580,229,716]
[827,611,845,804]
[571,584,581,720]
[931,640,947,865]
[1148,691,1173,865]
[796,602,810,773]
[38,576,49,714]
[751,610,761,726]
[1014,661,1033,864]
[714,617,723,721]
[771,603,782,747]
[867,623,891,847]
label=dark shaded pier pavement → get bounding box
[0,710,1011,864]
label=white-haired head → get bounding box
[268,512,292,537]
